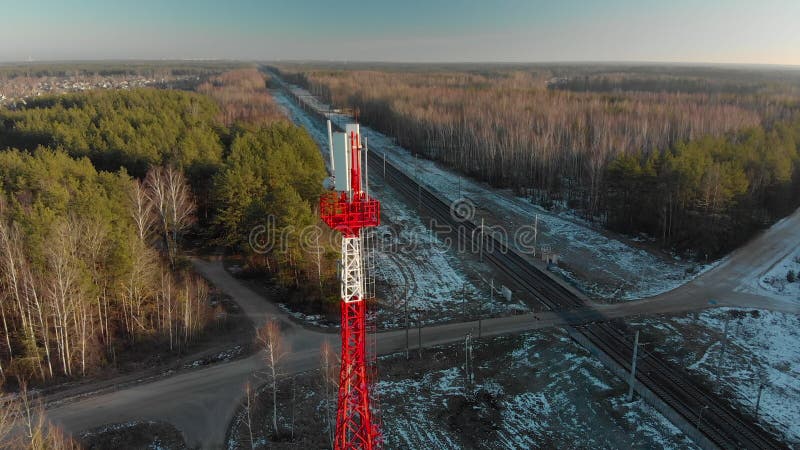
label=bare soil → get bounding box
[7,288,255,405]
[79,420,190,450]
[226,328,695,449]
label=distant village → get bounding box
[0,73,200,108]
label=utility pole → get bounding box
[479,218,484,262]
[405,294,409,360]
[462,282,467,320]
[627,330,640,401]
[417,309,423,359]
[464,332,473,397]
[415,153,421,211]
[533,214,538,257]
[755,383,764,419]
[715,317,730,383]
[697,405,709,431]
[364,137,369,198]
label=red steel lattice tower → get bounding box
[320,124,381,450]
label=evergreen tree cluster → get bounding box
[278,66,800,257]
[606,118,800,256]
[213,123,334,293]
[0,82,333,386]
[0,89,224,178]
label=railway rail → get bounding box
[274,76,787,449]
[368,144,784,450]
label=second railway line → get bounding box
[364,120,786,450]
[277,77,788,450]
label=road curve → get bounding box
[45,81,800,448]
[44,260,615,448]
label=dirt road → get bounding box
[593,206,800,317]
[42,260,590,448]
[45,204,800,448]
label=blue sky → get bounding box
[0,0,798,64]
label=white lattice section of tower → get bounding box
[341,236,365,303]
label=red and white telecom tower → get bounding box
[320,121,382,449]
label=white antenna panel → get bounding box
[333,132,351,192]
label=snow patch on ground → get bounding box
[375,372,462,449]
[274,81,709,302]
[377,331,697,449]
[277,303,336,328]
[641,308,800,445]
[696,309,800,444]
[758,247,800,299]
[183,345,245,369]
[272,89,528,326]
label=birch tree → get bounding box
[130,179,156,243]
[320,339,339,449]
[257,319,288,437]
[145,165,196,265]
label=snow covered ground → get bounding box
[227,328,697,449]
[377,330,696,449]
[273,89,527,327]
[79,420,187,449]
[758,246,800,299]
[633,308,800,445]
[274,81,710,302]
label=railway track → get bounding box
[364,141,785,450]
[277,78,787,449]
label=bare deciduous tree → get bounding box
[320,339,339,449]
[0,386,19,448]
[0,159,212,383]
[257,319,288,438]
[145,166,196,264]
[17,380,80,449]
[243,381,255,449]
[130,179,156,243]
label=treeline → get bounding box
[0,62,242,79]
[0,89,224,178]
[606,119,800,254]
[200,70,337,303]
[549,75,765,95]
[212,124,335,296]
[0,78,337,385]
[197,68,287,127]
[277,67,800,256]
[0,149,210,382]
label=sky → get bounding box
[0,0,798,65]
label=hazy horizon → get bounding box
[1,0,798,66]
[1,59,800,69]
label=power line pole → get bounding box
[697,405,709,431]
[627,330,640,402]
[405,294,409,360]
[715,317,730,383]
[417,309,423,359]
[479,218,484,262]
[364,136,369,198]
[462,282,467,320]
[415,153,421,211]
[464,332,474,397]
[755,382,765,419]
